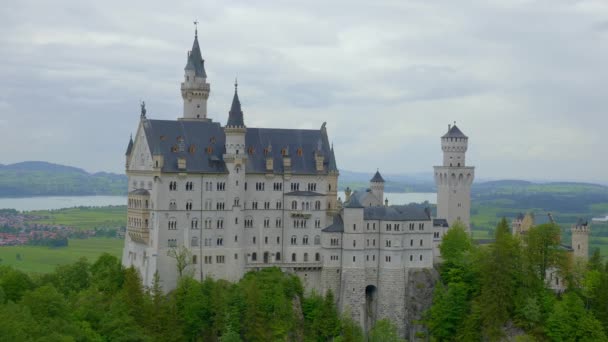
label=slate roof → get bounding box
[370,170,385,183]
[125,136,133,156]
[433,219,449,227]
[184,35,207,78]
[140,119,336,175]
[322,214,344,233]
[344,192,365,208]
[227,88,244,127]
[576,218,588,227]
[363,204,431,221]
[442,124,468,139]
[328,146,338,172]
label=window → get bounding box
[353,256,356,262]
[255,182,265,191]
[420,255,423,261]
[275,218,282,227]
[216,255,225,263]
[410,255,413,261]
[191,237,199,247]
[386,240,391,247]
[353,240,356,247]
[353,224,356,231]
[434,232,440,238]
[168,219,177,230]
[291,236,297,245]
[276,201,282,209]
[263,218,270,228]
[291,201,297,210]
[386,256,391,262]
[191,218,199,229]
[419,223,424,231]
[264,201,270,209]
[420,239,423,246]
[264,236,268,244]
[251,253,257,261]
[395,224,399,231]
[169,181,177,191]
[192,255,197,264]
[386,224,391,231]
[273,182,283,191]
[276,252,281,261]
[315,219,321,228]
[303,236,309,245]
[304,253,309,262]
[409,223,415,231]
[186,181,194,191]
[216,219,224,229]
[245,218,253,228]
[204,256,212,264]
[252,202,258,210]
[315,253,320,261]
[186,201,193,211]
[410,239,413,246]
[290,183,300,191]
[292,253,297,262]
[314,235,320,245]
[307,183,317,191]
[331,238,340,246]
[217,237,223,246]
[276,237,280,244]
[330,255,339,261]
[169,200,177,210]
[216,202,225,210]
[216,182,226,191]
[168,239,177,247]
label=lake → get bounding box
[0,192,435,211]
[0,196,128,211]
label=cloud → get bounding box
[0,0,606,182]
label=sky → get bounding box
[0,0,607,182]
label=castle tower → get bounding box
[180,25,210,120]
[571,219,590,260]
[223,81,247,279]
[340,195,366,328]
[370,170,385,204]
[434,123,475,232]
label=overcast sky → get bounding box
[0,0,606,182]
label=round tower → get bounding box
[180,25,210,120]
[571,219,590,260]
[433,123,475,232]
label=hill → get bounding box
[0,161,127,197]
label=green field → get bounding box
[28,205,126,230]
[0,238,123,273]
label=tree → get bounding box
[439,221,473,263]
[167,245,193,278]
[335,309,364,342]
[478,217,522,340]
[368,319,405,342]
[546,293,608,342]
[426,282,469,340]
[525,223,563,283]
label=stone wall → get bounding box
[405,267,439,341]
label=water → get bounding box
[0,196,128,211]
[338,192,436,205]
[0,192,436,212]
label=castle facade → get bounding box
[122,30,475,336]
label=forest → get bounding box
[426,221,608,341]
[0,255,403,342]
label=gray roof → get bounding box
[344,192,365,208]
[363,204,431,221]
[184,35,207,78]
[322,214,344,233]
[329,146,338,172]
[125,136,133,156]
[433,219,449,227]
[442,124,468,139]
[576,218,588,227]
[140,119,337,174]
[227,88,244,127]
[129,188,150,196]
[285,191,324,197]
[370,170,385,183]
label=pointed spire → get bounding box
[371,170,385,183]
[125,135,134,156]
[227,80,244,127]
[328,143,338,172]
[184,23,207,78]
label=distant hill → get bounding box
[0,161,127,197]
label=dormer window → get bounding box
[210,136,216,144]
[248,146,255,155]
[189,145,196,154]
[297,148,303,156]
[281,148,287,156]
[206,146,213,154]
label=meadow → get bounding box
[0,237,123,273]
[28,205,126,230]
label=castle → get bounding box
[122,29,474,336]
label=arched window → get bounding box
[315,201,321,210]
[291,201,297,210]
[315,252,320,261]
[314,235,321,245]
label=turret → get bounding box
[571,219,590,260]
[441,123,468,167]
[434,122,475,231]
[180,25,210,120]
[370,170,385,204]
[125,135,133,169]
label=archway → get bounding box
[365,285,378,332]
